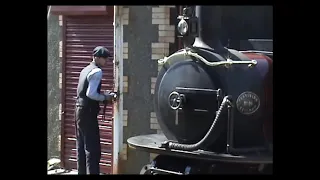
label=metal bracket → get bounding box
[149,167,183,175]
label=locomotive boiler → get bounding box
[127,5,273,174]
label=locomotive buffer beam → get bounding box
[127,134,273,164]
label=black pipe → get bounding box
[159,96,231,151]
[193,6,227,54]
[226,101,233,154]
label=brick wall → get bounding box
[151,6,176,74]
[148,6,177,162]
[119,6,130,172]
[149,5,176,134]
[122,6,157,174]
[48,14,62,160]
[121,5,178,173]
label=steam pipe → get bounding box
[193,6,226,53]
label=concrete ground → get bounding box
[48,169,108,175]
[62,170,78,175]
[47,169,78,175]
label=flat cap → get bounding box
[93,46,111,58]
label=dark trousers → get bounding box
[75,106,101,175]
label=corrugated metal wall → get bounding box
[61,15,114,174]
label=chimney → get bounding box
[193,6,226,53]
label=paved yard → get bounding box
[48,169,78,175]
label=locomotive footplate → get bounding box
[127,133,272,164]
[140,155,203,175]
[140,155,272,174]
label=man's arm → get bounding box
[86,68,106,102]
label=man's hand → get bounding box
[109,92,117,100]
[103,90,118,104]
[103,90,111,96]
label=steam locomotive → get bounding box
[127,6,273,174]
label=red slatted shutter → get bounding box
[61,15,114,174]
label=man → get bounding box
[75,46,116,175]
